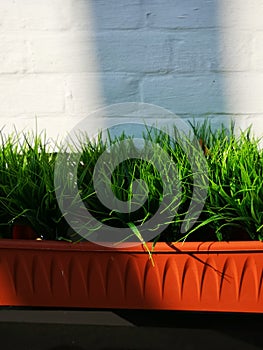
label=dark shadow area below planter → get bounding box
[0,308,263,350]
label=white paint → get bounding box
[0,0,262,139]
[0,0,103,140]
[217,0,263,136]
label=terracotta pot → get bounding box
[0,239,263,312]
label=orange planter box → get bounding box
[0,239,263,312]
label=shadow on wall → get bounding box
[88,0,227,131]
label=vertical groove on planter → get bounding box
[68,257,76,297]
[257,269,263,302]
[199,257,220,302]
[27,257,35,294]
[181,258,200,302]
[124,257,143,302]
[180,258,187,300]
[162,257,181,302]
[31,256,37,295]
[238,257,258,302]
[33,255,52,297]
[50,257,70,297]
[49,258,55,297]
[15,255,34,296]
[86,257,92,299]
[219,257,239,302]
[0,257,16,299]
[105,255,126,304]
[5,257,16,297]
[87,257,107,301]
[68,256,88,298]
[13,256,19,296]
[105,257,112,296]
[142,259,162,305]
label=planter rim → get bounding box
[0,239,263,253]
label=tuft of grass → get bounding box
[186,121,263,241]
[0,130,66,239]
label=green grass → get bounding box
[0,120,262,243]
[0,130,66,239]
[187,121,263,241]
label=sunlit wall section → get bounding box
[217,0,263,136]
[0,0,103,140]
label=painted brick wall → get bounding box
[0,0,262,138]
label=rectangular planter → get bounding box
[0,239,263,312]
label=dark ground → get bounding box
[0,309,263,350]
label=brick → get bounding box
[0,0,71,31]
[28,32,98,73]
[100,74,140,104]
[143,0,217,29]
[217,0,263,30]
[0,34,28,73]
[72,0,143,30]
[96,31,172,73]
[171,30,251,73]
[221,73,263,114]
[141,74,226,114]
[0,75,65,114]
[216,30,252,72]
[251,32,263,71]
[142,73,263,114]
[65,73,103,115]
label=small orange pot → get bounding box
[0,239,263,312]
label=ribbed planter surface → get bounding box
[0,239,263,312]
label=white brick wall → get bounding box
[0,0,262,139]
